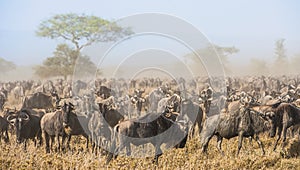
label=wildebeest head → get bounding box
[7,110,30,143]
[3,107,17,117]
[166,94,181,113]
[50,90,61,109]
[96,86,115,99]
[62,102,75,128]
[163,111,180,122]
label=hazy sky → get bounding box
[0,0,299,66]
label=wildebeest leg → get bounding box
[297,127,300,140]
[254,135,265,155]
[61,135,67,152]
[85,135,89,150]
[201,133,214,154]
[273,126,282,151]
[90,132,96,153]
[92,141,96,154]
[106,137,126,164]
[281,125,288,149]
[125,143,131,156]
[23,139,27,151]
[92,136,98,154]
[216,135,224,156]
[67,135,72,150]
[188,125,195,139]
[37,131,43,146]
[4,129,9,143]
[56,135,60,152]
[50,136,55,151]
[106,145,120,164]
[153,145,163,165]
[33,138,37,147]
[44,132,50,153]
[237,132,244,156]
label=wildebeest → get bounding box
[12,84,24,103]
[40,102,74,153]
[64,112,90,151]
[263,102,300,151]
[129,94,146,117]
[7,108,45,149]
[0,115,9,143]
[106,111,187,165]
[95,86,115,99]
[88,109,112,154]
[96,97,124,128]
[200,103,269,155]
[157,94,182,113]
[0,91,7,112]
[22,91,60,111]
[180,99,204,138]
[146,88,165,113]
[61,96,92,151]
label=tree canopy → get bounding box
[183,44,239,75]
[34,44,97,79]
[0,57,16,74]
[273,39,288,75]
[35,13,133,79]
[36,13,133,51]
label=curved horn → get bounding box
[7,114,16,121]
[171,112,180,116]
[265,111,275,118]
[240,97,246,106]
[22,113,30,121]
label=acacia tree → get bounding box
[0,57,16,73]
[183,44,239,75]
[273,39,288,75]
[35,13,132,79]
[36,13,132,52]
[35,44,97,79]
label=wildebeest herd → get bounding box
[1,76,300,165]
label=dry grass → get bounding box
[1,134,299,170]
[1,93,299,169]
